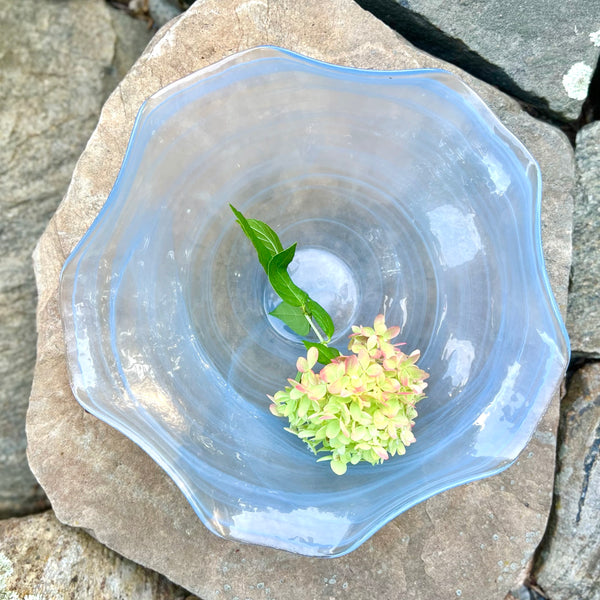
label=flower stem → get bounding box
[304,313,325,344]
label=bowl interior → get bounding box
[60,47,569,556]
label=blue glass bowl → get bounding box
[60,46,569,557]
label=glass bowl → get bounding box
[60,46,569,557]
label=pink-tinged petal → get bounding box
[356,396,369,409]
[297,395,311,417]
[296,356,308,373]
[345,354,360,376]
[308,384,327,401]
[357,349,370,370]
[378,342,393,359]
[366,363,383,378]
[339,402,351,420]
[367,334,378,350]
[387,423,398,439]
[289,387,304,400]
[382,406,398,420]
[353,340,369,354]
[357,326,374,337]
[333,364,348,383]
[382,357,397,371]
[351,425,366,441]
[337,386,353,398]
[373,410,386,429]
[319,414,336,420]
[373,314,386,335]
[401,429,416,445]
[339,420,350,438]
[304,371,318,386]
[320,364,335,383]
[327,379,343,395]
[307,346,319,369]
[350,384,366,394]
[386,325,400,339]
[382,377,400,392]
[374,446,389,460]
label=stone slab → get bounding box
[0,0,149,519]
[534,361,600,600]
[567,121,600,357]
[0,510,196,599]
[356,0,600,121]
[26,0,574,598]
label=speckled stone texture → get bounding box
[567,121,600,358]
[0,510,196,599]
[26,1,574,598]
[534,362,600,600]
[0,0,152,519]
[355,0,600,121]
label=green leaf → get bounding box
[230,206,338,344]
[267,245,309,307]
[246,218,284,258]
[268,243,296,269]
[331,458,348,475]
[302,341,341,365]
[230,205,281,271]
[270,302,311,336]
[306,298,335,340]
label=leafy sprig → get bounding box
[230,206,429,475]
[230,205,339,363]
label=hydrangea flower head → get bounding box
[269,315,429,475]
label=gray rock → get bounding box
[26,0,574,598]
[0,510,196,599]
[148,0,184,28]
[535,362,600,600]
[508,585,549,600]
[567,121,600,357]
[109,6,156,80]
[0,0,152,518]
[355,0,600,121]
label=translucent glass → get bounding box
[60,46,569,557]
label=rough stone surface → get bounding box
[534,362,600,600]
[355,0,600,121]
[26,1,574,598]
[0,510,196,599]
[566,122,600,358]
[0,0,152,519]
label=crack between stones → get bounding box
[579,55,600,126]
[529,359,600,598]
[576,422,600,524]
[354,0,600,143]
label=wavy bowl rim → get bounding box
[59,45,570,557]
